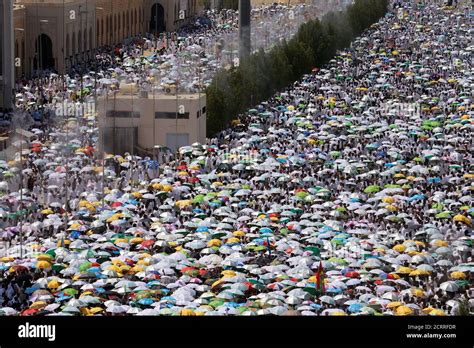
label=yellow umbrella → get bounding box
[57,239,71,247]
[211,181,224,187]
[396,266,414,274]
[450,271,466,280]
[394,173,405,178]
[68,223,82,230]
[207,239,222,247]
[152,183,162,190]
[386,205,398,212]
[433,239,448,247]
[114,238,129,245]
[47,280,60,289]
[222,270,236,277]
[176,200,192,208]
[112,259,125,267]
[41,209,54,215]
[130,237,144,244]
[36,254,53,262]
[382,196,395,204]
[131,192,142,198]
[392,244,406,252]
[0,256,14,262]
[287,105,295,111]
[107,265,122,273]
[233,230,246,237]
[211,279,225,289]
[79,200,89,207]
[395,306,413,316]
[30,301,47,309]
[453,214,471,225]
[177,171,189,176]
[410,288,425,297]
[409,269,430,277]
[181,309,195,316]
[162,184,173,192]
[36,261,52,269]
[136,259,149,266]
[130,265,145,273]
[226,237,240,244]
[88,307,104,314]
[307,139,317,145]
[422,306,434,314]
[386,301,403,309]
[106,213,123,223]
[429,309,446,316]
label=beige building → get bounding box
[13,0,204,78]
[98,83,206,156]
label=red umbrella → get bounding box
[345,271,360,278]
[180,266,196,274]
[21,308,39,316]
[140,240,154,249]
[188,177,200,184]
[111,202,122,208]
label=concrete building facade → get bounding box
[13,0,203,78]
[1,0,15,110]
[98,83,206,156]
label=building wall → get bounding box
[98,89,206,155]
[1,0,14,110]
[13,0,202,78]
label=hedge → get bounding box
[206,0,389,136]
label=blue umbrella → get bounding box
[408,194,425,202]
[427,177,441,184]
[348,303,364,313]
[326,287,342,294]
[138,298,155,306]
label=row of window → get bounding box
[106,107,206,119]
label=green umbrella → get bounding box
[436,211,452,219]
[303,286,319,296]
[209,300,225,308]
[295,191,309,199]
[63,288,78,296]
[79,262,92,272]
[364,185,381,193]
[52,263,66,272]
[193,194,205,204]
[328,257,347,264]
[305,246,321,256]
[384,184,401,189]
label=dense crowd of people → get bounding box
[0,0,472,316]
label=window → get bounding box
[107,111,140,118]
[155,112,189,119]
[198,106,206,118]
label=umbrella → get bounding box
[439,281,459,292]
